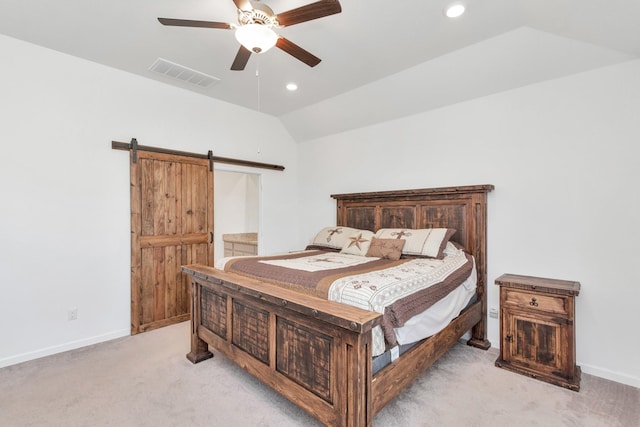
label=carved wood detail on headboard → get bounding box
[331,184,495,347]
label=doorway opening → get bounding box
[214,170,260,263]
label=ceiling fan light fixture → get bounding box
[235,24,278,54]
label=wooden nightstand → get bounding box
[494,274,581,391]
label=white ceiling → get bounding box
[1,0,638,142]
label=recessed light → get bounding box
[286,83,298,91]
[445,3,466,18]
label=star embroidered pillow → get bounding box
[310,226,363,250]
[365,237,406,260]
[340,230,375,256]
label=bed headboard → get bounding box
[331,184,494,348]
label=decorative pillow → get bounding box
[340,230,375,256]
[374,228,456,259]
[310,226,363,250]
[365,238,406,260]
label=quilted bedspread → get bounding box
[219,244,473,355]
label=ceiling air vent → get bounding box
[149,58,220,88]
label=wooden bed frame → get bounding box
[181,184,494,426]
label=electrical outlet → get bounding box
[489,307,499,319]
[68,308,78,321]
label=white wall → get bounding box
[297,60,640,387]
[0,34,300,367]
[214,170,260,262]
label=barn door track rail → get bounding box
[112,138,285,171]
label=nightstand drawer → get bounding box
[503,289,567,315]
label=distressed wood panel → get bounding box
[233,301,270,364]
[181,163,210,235]
[420,203,467,247]
[276,317,332,402]
[140,247,155,325]
[201,288,227,338]
[380,206,416,229]
[516,319,556,363]
[139,244,192,325]
[345,206,376,232]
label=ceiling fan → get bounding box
[158,0,342,71]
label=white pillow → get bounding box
[374,228,456,259]
[340,230,375,256]
[310,226,362,249]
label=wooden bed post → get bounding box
[186,279,213,363]
[344,333,374,427]
[466,191,492,350]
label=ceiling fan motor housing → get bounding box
[238,2,279,27]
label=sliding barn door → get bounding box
[130,150,213,334]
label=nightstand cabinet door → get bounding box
[495,274,580,391]
[502,300,572,378]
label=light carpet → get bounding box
[1,321,638,427]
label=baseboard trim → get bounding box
[580,363,640,389]
[490,341,639,389]
[0,328,130,368]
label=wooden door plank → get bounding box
[176,245,185,315]
[183,164,194,235]
[193,165,207,234]
[130,151,142,334]
[166,161,178,236]
[165,245,177,318]
[153,246,167,321]
[141,248,155,325]
[141,159,155,236]
[153,160,167,236]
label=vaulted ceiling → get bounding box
[1,0,638,142]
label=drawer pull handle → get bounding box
[529,297,538,307]
[505,334,513,343]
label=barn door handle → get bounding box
[209,232,214,244]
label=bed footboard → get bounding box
[182,265,381,427]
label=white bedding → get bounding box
[394,261,476,345]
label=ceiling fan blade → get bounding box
[231,46,252,71]
[276,37,321,67]
[232,0,252,11]
[276,0,341,27]
[157,18,233,29]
